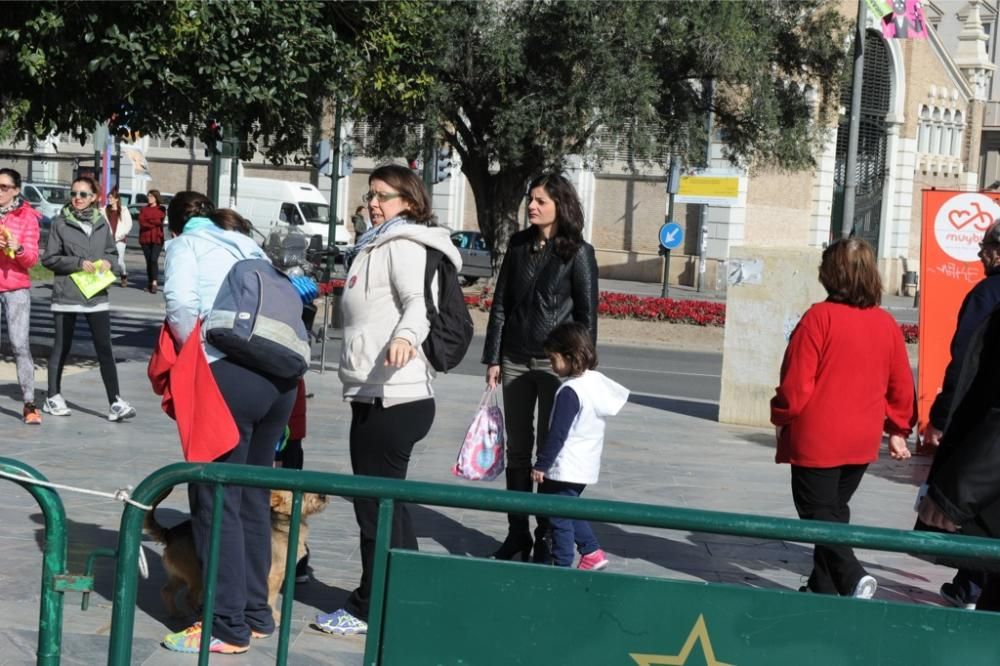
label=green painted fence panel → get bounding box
[381,551,1000,665]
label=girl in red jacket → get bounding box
[771,238,915,599]
[0,168,42,424]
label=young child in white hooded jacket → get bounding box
[531,322,629,570]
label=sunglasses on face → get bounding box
[0,184,17,192]
[362,191,402,204]
[71,191,94,199]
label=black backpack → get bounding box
[422,247,474,372]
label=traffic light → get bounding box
[340,141,354,177]
[433,146,453,184]
[203,119,224,157]
[313,139,332,177]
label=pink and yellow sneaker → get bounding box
[162,622,249,654]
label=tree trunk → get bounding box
[464,163,528,287]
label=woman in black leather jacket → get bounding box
[483,172,598,562]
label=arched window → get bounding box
[931,108,943,155]
[918,105,930,153]
[943,109,954,157]
[953,111,964,157]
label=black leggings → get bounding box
[344,398,435,621]
[48,311,120,404]
[141,243,162,286]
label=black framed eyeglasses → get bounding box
[71,191,94,199]
[362,191,402,204]
[0,184,17,192]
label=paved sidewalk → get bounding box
[0,355,952,664]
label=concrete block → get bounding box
[718,246,826,427]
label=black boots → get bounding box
[531,521,552,565]
[493,468,552,563]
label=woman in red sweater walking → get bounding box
[138,189,166,293]
[771,238,915,600]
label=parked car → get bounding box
[450,231,491,285]
[21,182,72,234]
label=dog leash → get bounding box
[0,467,151,579]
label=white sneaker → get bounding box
[853,575,878,599]
[108,398,136,422]
[42,394,71,416]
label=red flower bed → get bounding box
[596,292,725,326]
[465,288,920,338]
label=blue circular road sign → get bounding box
[659,222,684,250]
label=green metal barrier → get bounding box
[108,462,1000,665]
[0,457,70,666]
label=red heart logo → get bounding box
[949,208,975,230]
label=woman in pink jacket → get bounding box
[0,168,42,424]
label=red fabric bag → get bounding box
[147,320,239,462]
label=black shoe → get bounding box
[492,532,533,561]
[941,582,977,609]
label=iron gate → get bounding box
[833,29,892,248]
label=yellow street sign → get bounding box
[678,176,740,199]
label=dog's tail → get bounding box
[143,489,173,544]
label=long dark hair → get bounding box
[528,173,584,261]
[167,191,249,236]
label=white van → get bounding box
[234,177,348,247]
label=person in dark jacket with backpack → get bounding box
[314,164,462,637]
[483,172,599,564]
[41,176,136,422]
[160,194,298,655]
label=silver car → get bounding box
[451,231,491,285]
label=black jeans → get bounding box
[188,358,297,646]
[791,464,868,595]
[48,311,120,404]
[344,398,435,621]
[141,242,162,286]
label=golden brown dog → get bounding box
[144,489,328,622]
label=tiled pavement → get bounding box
[0,351,953,664]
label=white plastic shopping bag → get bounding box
[452,388,505,481]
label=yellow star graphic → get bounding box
[629,614,735,666]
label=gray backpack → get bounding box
[204,258,310,379]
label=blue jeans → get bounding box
[538,479,600,567]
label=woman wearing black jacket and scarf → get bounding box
[483,172,598,563]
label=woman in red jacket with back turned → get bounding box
[771,238,915,600]
[138,189,166,293]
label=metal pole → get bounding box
[326,101,342,281]
[113,136,122,190]
[207,153,221,207]
[697,78,715,292]
[229,139,239,208]
[421,128,435,194]
[841,0,867,238]
[660,248,671,299]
